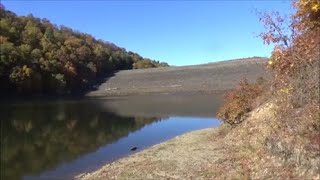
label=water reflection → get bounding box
[1,100,162,180]
[1,94,222,180]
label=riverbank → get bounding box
[76,101,319,179]
[75,102,259,179]
[76,126,232,180]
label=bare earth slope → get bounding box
[87,57,268,96]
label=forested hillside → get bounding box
[0,6,168,95]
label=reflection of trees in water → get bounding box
[0,100,162,180]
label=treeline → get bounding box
[0,7,168,95]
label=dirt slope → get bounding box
[86,57,268,96]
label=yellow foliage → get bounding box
[280,86,293,94]
[294,0,320,29]
[0,36,8,43]
[22,65,33,77]
[311,4,319,11]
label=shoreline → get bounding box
[76,101,311,179]
[76,125,230,180]
[87,89,228,98]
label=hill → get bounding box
[87,57,268,96]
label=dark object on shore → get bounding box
[130,147,138,151]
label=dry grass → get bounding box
[77,126,232,180]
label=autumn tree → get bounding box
[217,1,319,177]
[0,5,169,95]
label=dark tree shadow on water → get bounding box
[0,100,162,180]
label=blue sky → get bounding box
[2,1,293,66]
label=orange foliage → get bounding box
[216,78,265,126]
[218,0,319,126]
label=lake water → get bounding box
[0,94,222,180]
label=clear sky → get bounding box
[2,1,293,66]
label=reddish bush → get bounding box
[216,78,266,126]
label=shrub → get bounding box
[258,0,319,130]
[216,78,266,126]
[256,1,320,177]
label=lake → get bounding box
[0,93,222,180]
